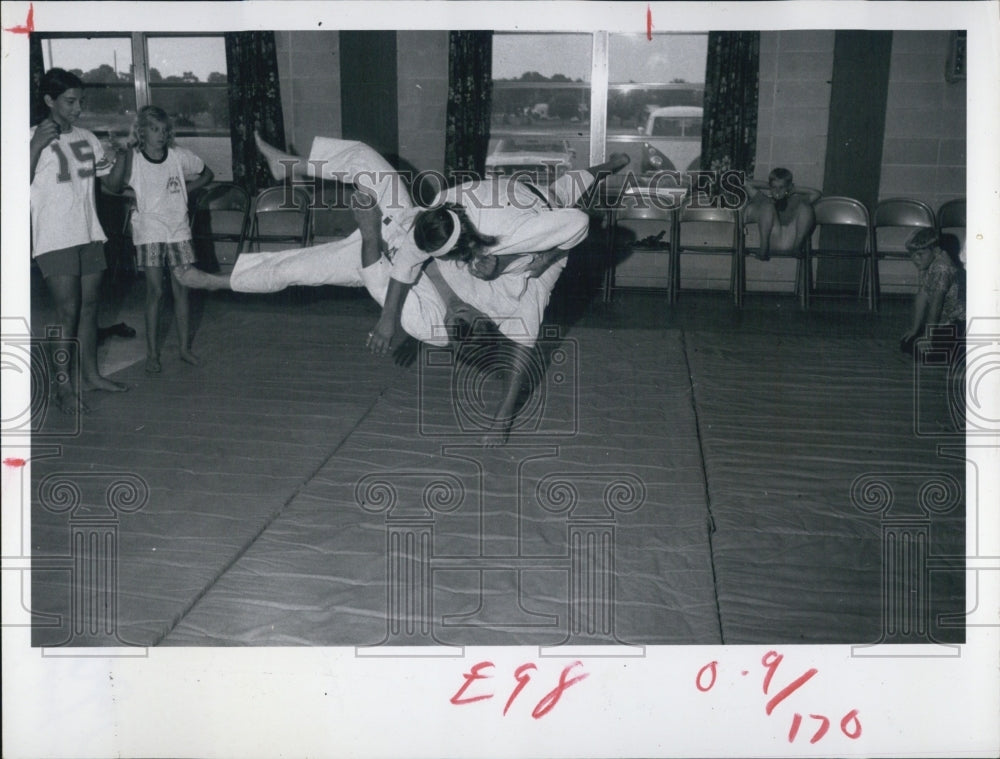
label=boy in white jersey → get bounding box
[30,68,128,412]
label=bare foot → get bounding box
[83,375,128,392]
[175,265,231,291]
[145,355,162,374]
[179,349,201,367]
[52,387,89,415]
[254,130,299,182]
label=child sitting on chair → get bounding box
[749,167,821,261]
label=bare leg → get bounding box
[43,273,88,413]
[790,201,816,252]
[586,152,631,177]
[143,265,164,373]
[174,264,232,291]
[79,272,127,392]
[254,131,311,182]
[574,153,631,208]
[757,202,777,261]
[170,267,200,366]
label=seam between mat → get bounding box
[152,381,393,646]
[679,328,726,645]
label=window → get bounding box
[39,33,232,180]
[490,33,592,183]
[491,32,707,182]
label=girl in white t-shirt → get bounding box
[117,106,213,373]
[30,68,129,413]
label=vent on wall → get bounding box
[946,30,967,82]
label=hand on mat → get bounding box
[480,421,511,448]
[367,314,397,356]
[392,336,419,368]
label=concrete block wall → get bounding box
[880,31,966,213]
[748,31,834,291]
[274,31,342,156]
[754,30,835,191]
[396,31,449,181]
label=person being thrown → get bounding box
[178,133,630,444]
[748,167,820,261]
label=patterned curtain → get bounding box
[701,31,760,178]
[29,34,46,125]
[445,31,493,179]
[225,32,286,194]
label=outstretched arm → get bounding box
[351,190,412,355]
[481,342,535,448]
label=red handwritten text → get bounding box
[697,650,861,745]
[451,660,588,719]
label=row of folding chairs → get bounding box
[607,191,966,311]
[190,181,359,270]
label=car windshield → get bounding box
[651,118,702,137]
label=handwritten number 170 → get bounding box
[696,651,862,744]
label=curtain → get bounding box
[445,31,493,179]
[701,31,760,178]
[225,32,286,194]
[29,34,46,125]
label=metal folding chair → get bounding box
[244,185,312,253]
[808,196,876,311]
[189,182,250,270]
[673,203,741,305]
[605,187,680,303]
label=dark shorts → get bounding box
[35,242,107,278]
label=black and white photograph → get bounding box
[2,2,998,757]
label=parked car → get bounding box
[485,138,576,185]
[638,105,703,174]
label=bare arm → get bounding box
[186,165,214,195]
[482,342,535,447]
[350,189,411,355]
[100,147,131,194]
[29,120,60,182]
[369,277,412,356]
[903,289,931,342]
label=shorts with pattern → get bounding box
[135,240,196,269]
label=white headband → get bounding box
[430,209,462,257]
